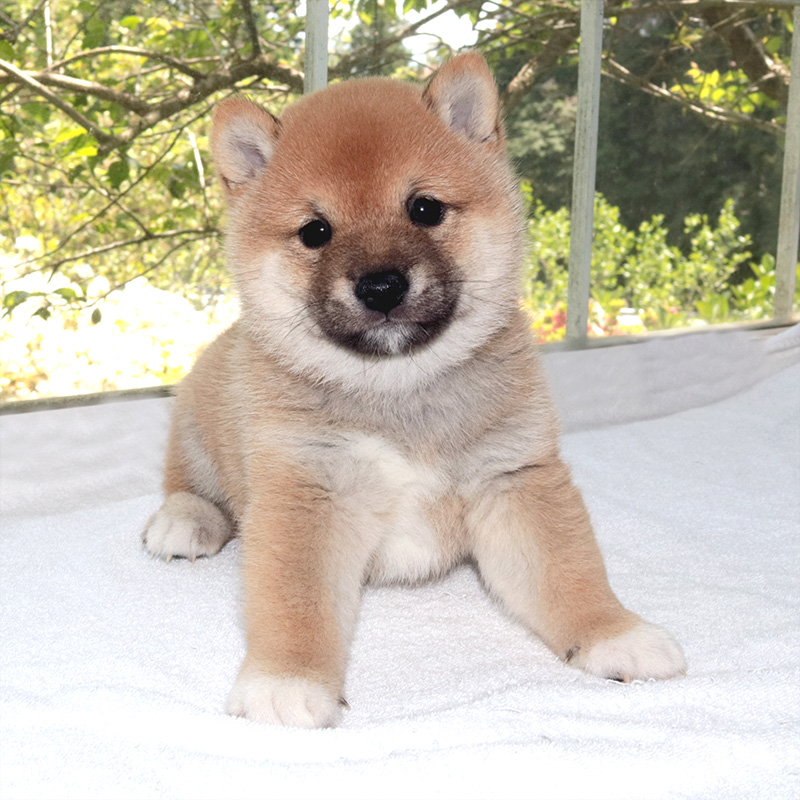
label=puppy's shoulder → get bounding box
[175,320,296,412]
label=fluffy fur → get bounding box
[143,53,686,728]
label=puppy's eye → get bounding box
[299,219,332,248]
[408,196,444,227]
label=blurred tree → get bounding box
[0,0,429,320]
[0,0,793,322]
[468,1,790,265]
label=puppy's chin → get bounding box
[356,321,444,356]
[316,312,456,357]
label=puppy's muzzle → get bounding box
[311,257,459,357]
[354,270,409,314]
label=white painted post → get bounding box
[566,0,604,345]
[774,3,800,322]
[304,0,329,94]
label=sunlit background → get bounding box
[1,0,797,402]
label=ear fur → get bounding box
[211,97,280,193]
[423,52,502,146]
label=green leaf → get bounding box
[91,308,102,325]
[53,127,87,145]
[83,15,106,49]
[3,290,31,313]
[0,41,15,60]
[107,159,130,189]
[120,16,142,30]
[72,145,99,158]
[168,176,186,199]
[33,306,51,321]
[21,103,51,125]
[54,287,79,302]
[0,151,16,175]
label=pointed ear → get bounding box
[423,52,503,146]
[211,97,280,194]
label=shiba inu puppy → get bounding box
[143,53,686,728]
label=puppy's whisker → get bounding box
[274,308,317,349]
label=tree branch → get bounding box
[108,55,303,153]
[0,0,48,43]
[240,0,262,57]
[17,228,220,277]
[0,67,151,114]
[0,57,116,146]
[14,127,188,269]
[330,0,474,77]
[603,57,782,136]
[700,6,789,106]
[1,52,304,156]
[87,235,217,306]
[501,23,580,116]
[48,46,207,81]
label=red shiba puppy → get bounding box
[144,53,686,727]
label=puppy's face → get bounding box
[212,54,523,390]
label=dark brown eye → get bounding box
[408,196,444,227]
[299,219,332,248]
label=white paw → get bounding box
[579,621,687,682]
[143,492,231,561]
[226,670,342,728]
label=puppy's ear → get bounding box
[211,97,280,194]
[423,52,503,147]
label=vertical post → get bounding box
[304,0,329,95]
[774,3,800,322]
[44,1,54,68]
[565,0,604,345]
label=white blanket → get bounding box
[2,327,799,800]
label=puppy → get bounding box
[143,53,686,728]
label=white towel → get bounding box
[2,329,798,800]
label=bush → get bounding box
[521,188,795,341]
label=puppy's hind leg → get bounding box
[467,457,686,682]
[143,418,233,562]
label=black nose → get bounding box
[354,270,409,314]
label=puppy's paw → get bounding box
[226,670,342,728]
[143,491,231,561]
[571,621,687,683]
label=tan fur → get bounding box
[144,54,685,727]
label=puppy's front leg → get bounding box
[227,459,365,728]
[469,456,686,682]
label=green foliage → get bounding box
[331,0,414,78]
[505,73,577,212]
[673,65,779,117]
[1,0,310,314]
[0,0,428,320]
[494,2,790,263]
[522,190,796,340]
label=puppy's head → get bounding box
[212,53,523,392]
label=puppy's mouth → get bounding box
[312,269,459,357]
